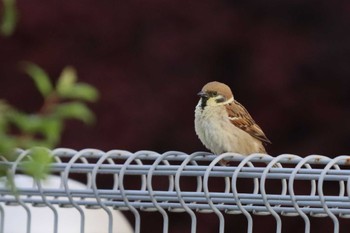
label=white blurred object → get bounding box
[0,175,133,233]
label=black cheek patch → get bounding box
[201,97,208,109]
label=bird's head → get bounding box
[198,81,234,108]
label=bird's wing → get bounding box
[226,100,271,144]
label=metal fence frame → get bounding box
[1,149,350,233]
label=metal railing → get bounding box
[1,149,350,233]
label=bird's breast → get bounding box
[194,105,265,155]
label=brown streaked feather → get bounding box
[226,100,271,144]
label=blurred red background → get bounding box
[1,1,350,232]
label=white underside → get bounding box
[195,101,265,155]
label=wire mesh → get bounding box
[1,149,350,233]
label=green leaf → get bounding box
[52,102,95,124]
[21,147,53,180]
[22,62,53,97]
[8,111,43,133]
[40,118,62,147]
[56,67,99,102]
[56,66,77,95]
[58,83,99,102]
[0,134,17,160]
[7,112,63,148]
[0,0,18,36]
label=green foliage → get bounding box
[0,63,99,181]
[22,62,53,97]
[20,147,53,180]
[56,67,99,102]
[53,102,95,124]
[1,2,98,185]
[0,0,18,36]
[0,1,99,185]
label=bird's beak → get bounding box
[197,91,208,98]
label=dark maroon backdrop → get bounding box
[1,1,350,232]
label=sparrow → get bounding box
[194,81,271,165]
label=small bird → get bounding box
[194,81,271,165]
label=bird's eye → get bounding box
[211,91,218,97]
